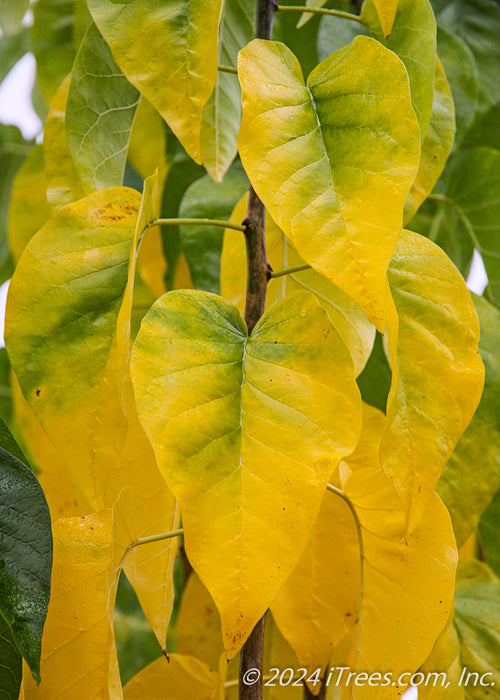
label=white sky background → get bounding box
[0,30,490,700]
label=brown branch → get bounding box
[239,1,277,699]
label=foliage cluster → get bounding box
[0,0,499,698]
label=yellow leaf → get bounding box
[22,510,122,700]
[343,468,457,699]
[238,37,420,330]
[382,230,484,531]
[404,58,456,224]
[8,145,51,263]
[175,574,224,672]
[128,97,168,184]
[137,225,167,299]
[270,488,360,693]
[372,0,399,37]
[221,194,376,376]
[122,654,219,700]
[43,77,85,212]
[88,0,223,164]
[131,290,361,657]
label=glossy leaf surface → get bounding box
[66,21,140,192]
[0,446,52,682]
[221,194,376,376]
[88,0,223,163]
[131,289,361,656]
[382,230,484,531]
[238,37,420,329]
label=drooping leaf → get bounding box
[361,0,437,138]
[0,446,52,682]
[0,615,22,700]
[404,57,455,224]
[296,0,328,30]
[131,289,361,657]
[238,36,420,330]
[21,510,121,699]
[43,76,85,212]
[31,0,76,103]
[270,487,360,690]
[88,0,223,164]
[438,295,500,547]
[8,144,51,264]
[342,468,457,699]
[175,574,224,672]
[221,194,376,376]
[453,558,500,697]
[371,0,399,37]
[479,488,500,578]
[66,21,140,192]
[178,162,248,293]
[436,0,500,115]
[122,654,219,700]
[382,230,484,532]
[200,0,255,182]
[436,26,478,146]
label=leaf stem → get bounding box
[145,218,247,233]
[219,64,238,74]
[269,263,311,278]
[130,528,184,549]
[276,4,366,25]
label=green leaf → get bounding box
[66,21,140,192]
[272,0,323,78]
[404,57,455,224]
[31,0,76,103]
[88,0,223,164]
[0,28,29,84]
[0,348,12,427]
[200,0,256,182]
[0,616,22,700]
[454,559,500,698]
[461,102,500,152]
[437,0,500,115]
[361,0,437,139]
[438,295,500,547]
[131,289,361,657]
[317,13,368,61]
[383,230,484,531]
[479,489,500,578]
[178,162,248,293]
[0,446,52,682]
[238,37,420,331]
[0,416,28,467]
[0,0,29,34]
[436,26,478,146]
[296,0,327,30]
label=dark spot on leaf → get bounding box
[35,388,41,396]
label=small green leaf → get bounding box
[178,162,248,293]
[66,22,140,192]
[356,332,392,413]
[0,615,22,700]
[438,295,500,547]
[0,446,52,682]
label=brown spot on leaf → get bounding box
[35,388,41,396]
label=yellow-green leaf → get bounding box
[123,655,219,700]
[88,0,223,164]
[238,37,420,330]
[131,289,361,657]
[361,0,437,138]
[382,230,484,532]
[419,612,464,700]
[128,98,167,183]
[371,0,399,38]
[221,194,376,376]
[66,21,140,192]
[270,488,360,690]
[297,0,328,30]
[8,145,51,264]
[43,76,85,212]
[200,0,255,182]
[21,510,121,699]
[404,58,455,224]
